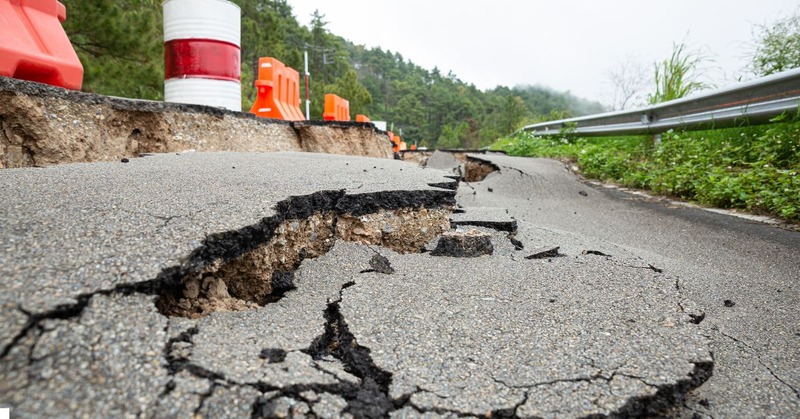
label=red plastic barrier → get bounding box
[356,114,370,123]
[323,94,350,121]
[250,57,305,121]
[0,0,83,90]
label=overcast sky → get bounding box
[286,0,798,107]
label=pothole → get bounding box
[156,205,451,319]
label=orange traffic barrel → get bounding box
[0,0,83,90]
[163,0,241,111]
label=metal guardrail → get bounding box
[521,67,800,137]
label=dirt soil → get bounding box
[0,77,393,168]
[160,207,452,318]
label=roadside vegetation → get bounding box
[494,10,800,222]
[494,117,800,222]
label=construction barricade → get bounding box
[249,57,304,120]
[0,0,83,90]
[389,132,400,153]
[356,114,370,123]
[323,94,350,121]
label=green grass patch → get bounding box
[494,118,800,222]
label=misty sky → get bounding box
[287,0,798,107]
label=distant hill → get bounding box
[62,0,604,148]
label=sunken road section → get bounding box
[0,152,456,417]
[158,205,451,318]
[0,76,393,169]
[0,151,456,339]
[0,151,718,417]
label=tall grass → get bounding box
[494,116,800,222]
[649,43,709,104]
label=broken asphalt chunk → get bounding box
[509,234,524,250]
[582,250,611,257]
[367,253,394,274]
[449,206,518,233]
[431,229,494,257]
[259,348,287,363]
[525,246,565,259]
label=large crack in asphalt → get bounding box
[0,281,153,361]
[302,282,395,418]
[1,155,728,417]
[0,181,463,418]
[157,190,454,318]
[1,186,456,341]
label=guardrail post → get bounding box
[653,134,662,145]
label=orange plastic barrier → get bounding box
[390,132,401,153]
[0,0,83,90]
[250,57,305,121]
[410,144,417,150]
[356,114,370,123]
[323,94,350,121]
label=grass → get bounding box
[492,116,800,222]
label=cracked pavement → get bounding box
[459,153,800,417]
[1,151,797,417]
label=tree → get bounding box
[235,0,305,110]
[393,94,425,141]
[62,0,163,99]
[606,57,649,110]
[499,95,526,134]
[324,68,372,116]
[436,123,463,149]
[309,10,335,84]
[751,9,800,76]
[649,43,709,104]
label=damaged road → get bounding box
[0,150,792,417]
[457,153,800,418]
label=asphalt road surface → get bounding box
[1,151,797,418]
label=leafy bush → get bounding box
[494,117,800,222]
[751,9,800,76]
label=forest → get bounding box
[60,0,603,148]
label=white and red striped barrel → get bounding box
[163,0,241,111]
